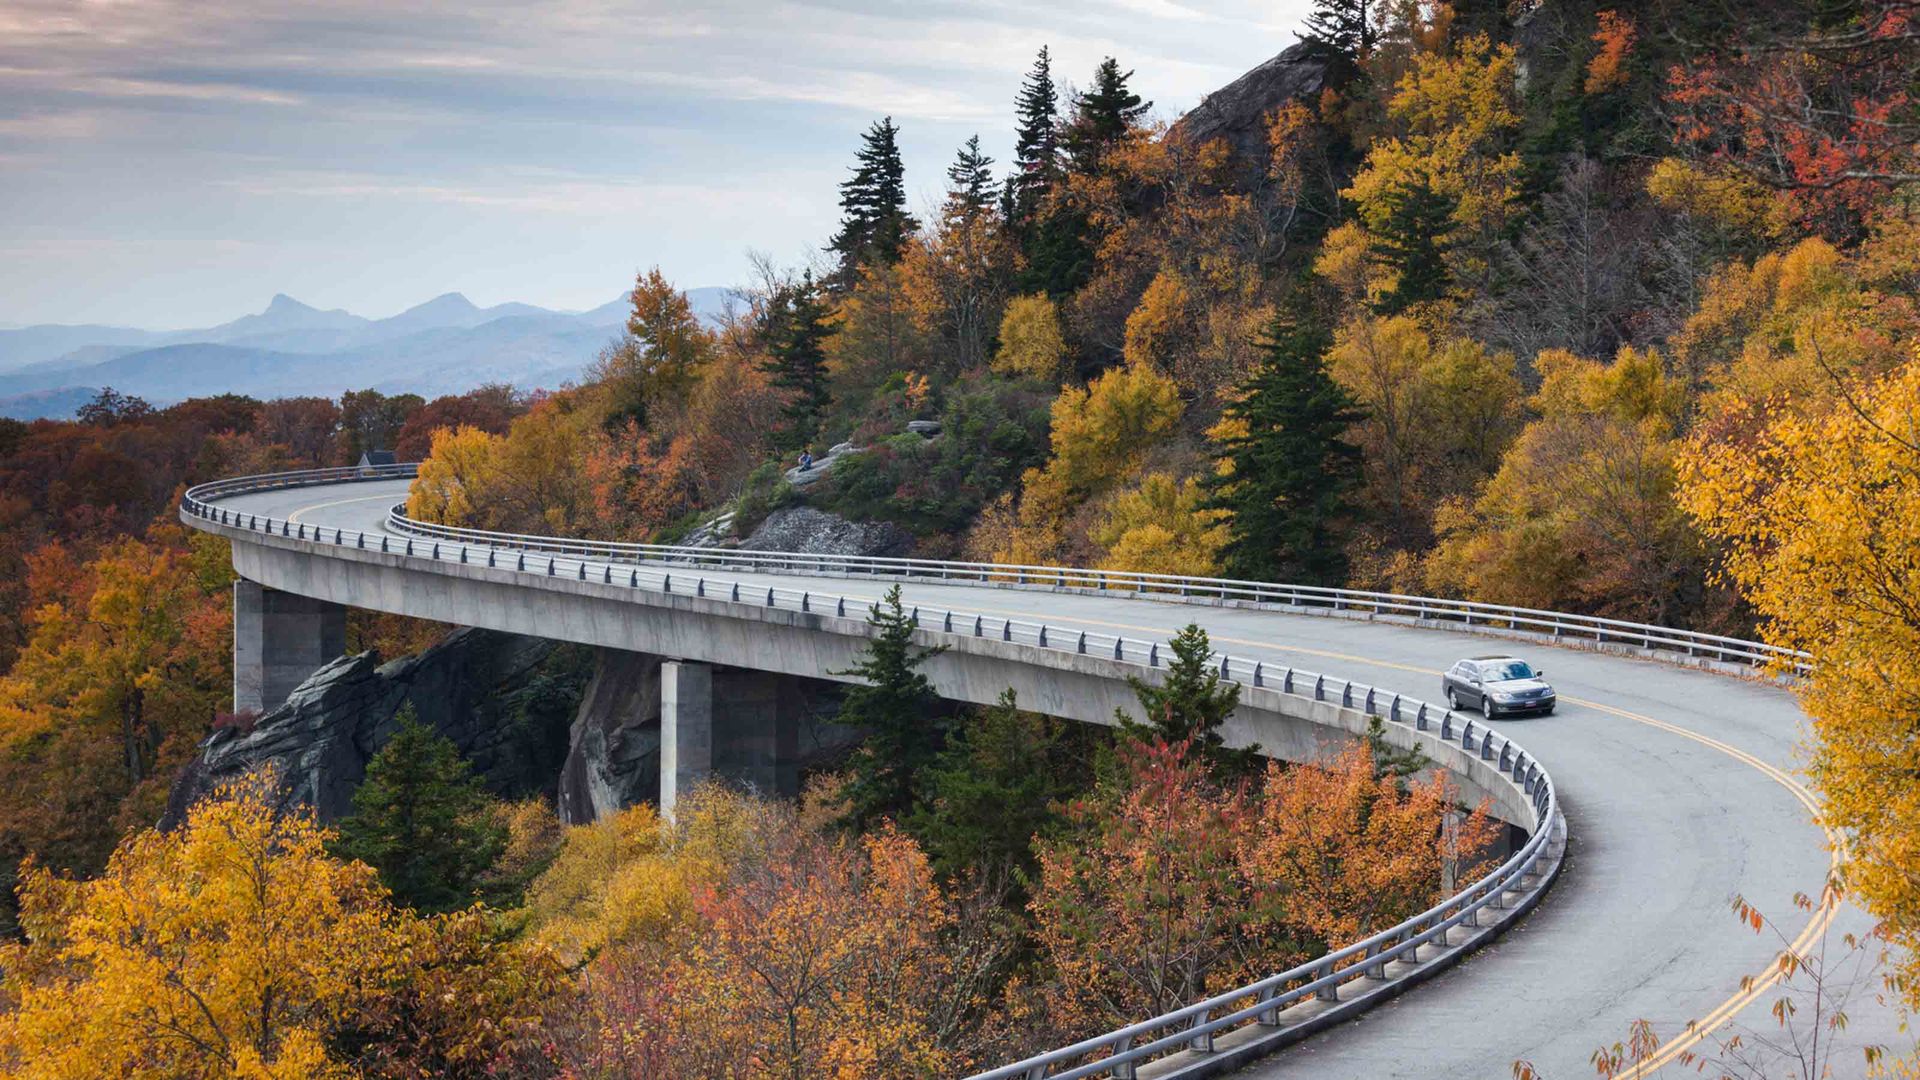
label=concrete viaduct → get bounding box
[182,466,1899,1079]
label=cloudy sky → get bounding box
[0,0,1311,329]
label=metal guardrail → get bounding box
[377,493,1801,676]
[180,464,1566,1079]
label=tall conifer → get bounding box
[1204,298,1365,586]
[946,135,998,223]
[829,116,919,287]
[759,272,835,443]
[1003,47,1061,238]
[1303,0,1375,60]
[1369,176,1457,315]
[1062,58,1150,174]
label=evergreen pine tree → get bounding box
[333,705,505,913]
[1303,0,1375,61]
[1118,625,1252,774]
[832,585,948,831]
[1062,58,1150,174]
[905,688,1085,892]
[759,272,835,444]
[1369,176,1457,315]
[828,116,919,288]
[1002,47,1061,239]
[945,135,998,224]
[1204,298,1366,586]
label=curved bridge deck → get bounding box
[195,476,1899,1079]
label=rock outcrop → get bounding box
[556,649,662,824]
[1168,41,1346,181]
[164,629,579,825]
[784,441,862,489]
[743,506,914,559]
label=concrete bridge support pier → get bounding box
[232,578,346,715]
[659,660,713,816]
[659,662,805,816]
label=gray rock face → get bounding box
[743,505,914,559]
[557,649,662,824]
[164,628,576,825]
[1168,41,1343,177]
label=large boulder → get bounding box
[1168,41,1346,180]
[743,505,914,559]
[163,629,578,825]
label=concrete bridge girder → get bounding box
[223,525,1532,829]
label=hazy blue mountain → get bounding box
[0,286,730,418]
[184,294,369,345]
[0,324,161,374]
[0,386,102,421]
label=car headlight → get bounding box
[1492,692,1519,702]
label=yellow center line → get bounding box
[280,496,1834,1071]
[285,491,404,524]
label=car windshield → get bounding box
[1482,660,1535,681]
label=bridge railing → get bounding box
[182,464,1564,1079]
[180,463,1801,672]
[385,506,1802,676]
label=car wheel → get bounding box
[1446,688,1459,710]
[1482,697,1497,719]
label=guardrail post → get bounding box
[1498,744,1512,771]
[1283,669,1293,695]
[334,528,342,544]
[765,587,775,606]
[1253,661,1263,687]
[1315,961,1339,1001]
[731,583,740,603]
[944,612,953,632]
[630,569,638,587]
[1187,1014,1214,1053]
[1482,732,1496,760]
[1389,694,1400,722]
[1313,674,1324,701]
[430,542,438,559]
[1114,638,1124,659]
[1364,687,1375,713]
[547,557,555,576]
[1415,703,1428,730]
[1256,986,1281,1026]
[837,597,846,617]
[1110,1035,1137,1080]
[1365,936,1391,978]
[1441,714,1453,740]
[1002,620,1012,642]
[801,592,809,612]
[1038,626,1048,647]
[697,578,705,597]
[1342,682,1352,707]
[663,573,671,593]
[975,615,984,636]
[459,545,466,564]
[1149,643,1159,667]
[1075,630,1087,654]
[358,533,365,549]
[1461,720,1475,750]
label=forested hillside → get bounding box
[2,0,1919,1075]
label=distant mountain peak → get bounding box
[265,293,315,313]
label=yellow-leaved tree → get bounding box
[994,293,1069,382]
[971,359,1183,567]
[1425,345,1708,623]
[1677,355,1920,1010]
[0,774,557,1079]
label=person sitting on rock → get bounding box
[798,449,814,471]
